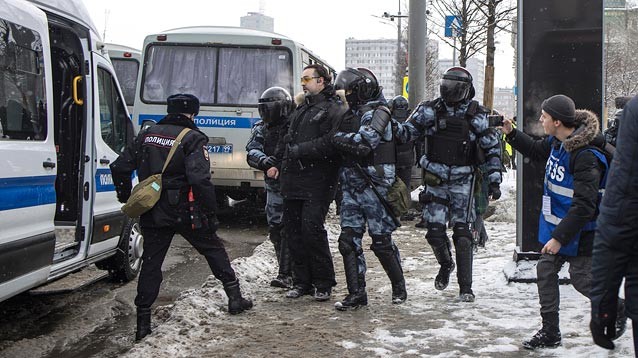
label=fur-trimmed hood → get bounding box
[563,109,601,152]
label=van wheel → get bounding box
[97,217,143,282]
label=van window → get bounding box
[142,45,292,106]
[112,59,139,106]
[98,67,131,153]
[0,18,46,141]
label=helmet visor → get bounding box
[258,101,281,123]
[440,79,469,104]
[335,70,361,92]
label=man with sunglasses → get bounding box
[277,64,349,302]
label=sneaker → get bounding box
[522,328,561,350]
[434,262,455,290]
[270,275,293,289]
[285,286,313,299]
[335,291,368,311]
[314,288,332,302]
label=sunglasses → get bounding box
[300,76,320,84]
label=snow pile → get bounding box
[125,172,634,357]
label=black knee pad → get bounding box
[426,223,448,247]
[452,223,472,241]
[338,228,362,256]
[370,234,393,254]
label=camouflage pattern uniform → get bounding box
[397,99,502,300]
[246,119,291,287]
[332,96,407,307]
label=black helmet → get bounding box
[439,67,473,104]
[389,95,409,120]
[335,67,380,106]
[167,93,200,116]
[258,86,293,123]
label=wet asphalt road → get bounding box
[0,204,268,358]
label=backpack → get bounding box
[121,128,191,218]
[568,141,615,175]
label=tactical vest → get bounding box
[538,137,608,256]
[263,120,286,156]
[338,106,396,167]
[426,102,477,166]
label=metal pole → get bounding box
[396,0,403,96]
[408,0,427,104]
[453,37,457,67]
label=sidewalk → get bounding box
[124,174,634,357]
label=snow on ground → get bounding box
[124,171,634,357]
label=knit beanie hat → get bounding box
[541,94,575,125]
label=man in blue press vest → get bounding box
[502,94,624,349]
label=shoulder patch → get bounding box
[203,145,210,161]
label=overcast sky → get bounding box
[83,0,515,88]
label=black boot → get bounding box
[453,232,474,302]
[335,233,367,310]
[615,298,627,340]
[371,234,407,304]
[427,225,454,291]
[269,225,293,288]
[223,280,253,315]
[522,312,562,349]
[135,307,152,341]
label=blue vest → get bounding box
[538,137,608,256]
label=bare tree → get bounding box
[604,10,638,118]
[472,0,516,109]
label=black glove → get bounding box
[287,144,300,159]
[260,156,277,169]
[115,183,131,203]
[488,183,501,200]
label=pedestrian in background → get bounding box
[590,94,638,353]
[111,94,252,341]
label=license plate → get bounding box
[207,144,233,154]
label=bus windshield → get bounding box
[142,45,293,106]
[111,58,139,106]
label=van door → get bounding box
[0,1,56,301]
[89,53,133,254]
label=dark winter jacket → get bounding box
[111,114,216,228]
[246,117,289,187]
[279,85,348,200]
[595,96,638,251]
[506,109,606,254]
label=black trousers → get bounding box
[135,224,237,308]
[396,166,412,195]
[283,198,336,289]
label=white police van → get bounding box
[0,0,142,303]
[106,43,141,115]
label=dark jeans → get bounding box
[537,253,591,314]
[396,166,412,195]
[283,198,336,290]
[135,225,237,308]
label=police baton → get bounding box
[353,163,401,228]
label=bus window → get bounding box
[217,47,292,105]
[142,45,218,104]
[111,58,139,106]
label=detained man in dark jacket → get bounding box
[502,94,623,349]
[590,94,638,352]
[275,64,348,301]
[111,94,252,341]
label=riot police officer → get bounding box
[246,87,294,288]
[331,67,407,310]
[389,95,415,221]
[111,94,253,341]
[395,67,502,302]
